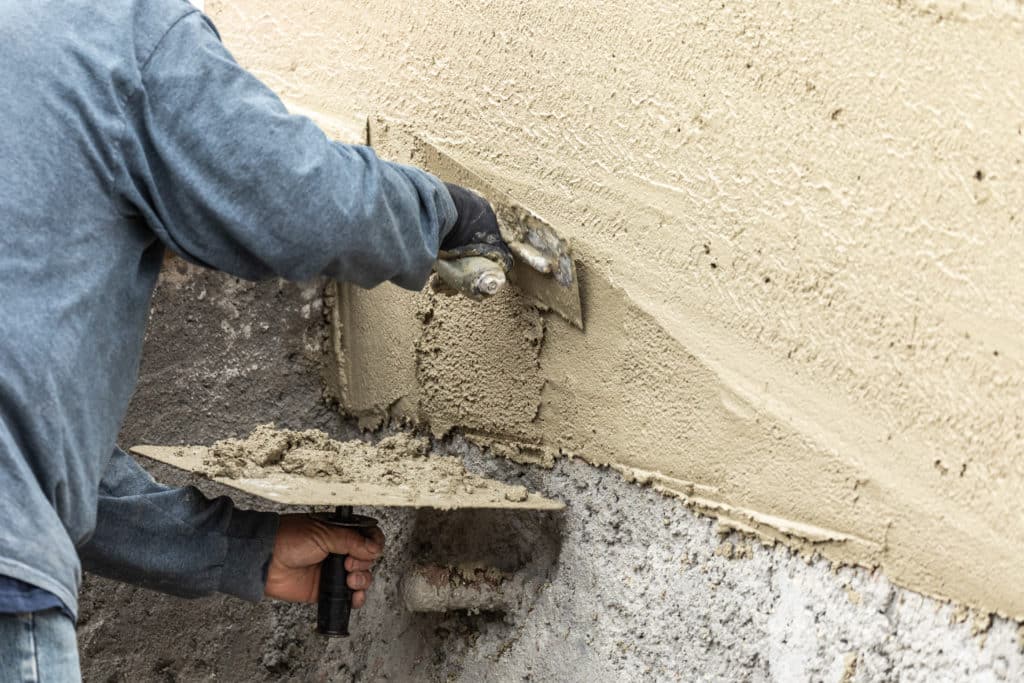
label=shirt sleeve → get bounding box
[77,448,279,603]
[116,10,456,289]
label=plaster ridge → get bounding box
[612,464,719,497]
[615,463,879,549]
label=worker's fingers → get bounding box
[361,526,385,555]
[317,524,384,561]
[351,590,367,609]
[345,557,374,572]
[347,570,373,592]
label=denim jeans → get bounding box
[0,610,80,682]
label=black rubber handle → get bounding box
[317,552,352,636]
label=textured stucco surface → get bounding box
[204,0,1024,618]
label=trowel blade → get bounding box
[131,445,564,511]
[368,117,584,329]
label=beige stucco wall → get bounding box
[207,0,1024,618]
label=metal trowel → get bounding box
[367,117,584,329]
[130,443,562,636]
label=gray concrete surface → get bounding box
[78,261,1023,682]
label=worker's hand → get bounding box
[439,183,514,272]
[264,514,385,608]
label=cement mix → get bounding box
[133,426,554,509]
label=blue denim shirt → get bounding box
[0,0,455,620]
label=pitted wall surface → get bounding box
[207,0,1023,618]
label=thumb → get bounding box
[317,523,384,561]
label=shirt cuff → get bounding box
[217,509,280,603]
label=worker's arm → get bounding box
[116,10,460,289]
[79,448,384,605]
[78,447,279,601]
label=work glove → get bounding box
[439,183,514,273]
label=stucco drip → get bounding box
[211,0,1024,619]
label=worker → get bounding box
[0,0,514,679]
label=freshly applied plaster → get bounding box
[209,0,1024,619]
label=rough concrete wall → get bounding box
[204,0,1024,619]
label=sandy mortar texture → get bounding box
[198,425,531,505]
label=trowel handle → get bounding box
[315,507,377,637]
[317,553,353,636]
[434,256,507,300]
